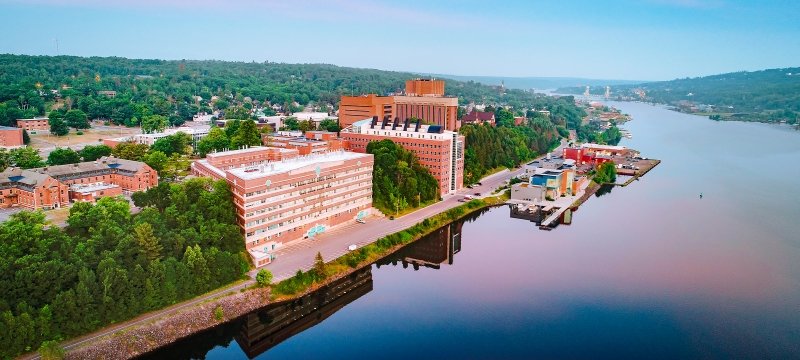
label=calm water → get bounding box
[142,103,800,359]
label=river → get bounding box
[140,102,800,359]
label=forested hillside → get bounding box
[0,54,584,128]
[0,178,248,358]
[557,67,800,123]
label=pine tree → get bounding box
[313,252,327,279]
[134,222,163,262]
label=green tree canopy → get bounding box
[10,146,45,169]
[111,142,149,161]
[64,109,90,129]
[48,114,69,136]
[151,132,192,156]
[141,114,169,134]
[230,120,261,149]
[79,144,112,161]
[367,139,439,214]
[47,148,81,165]
[196,127,230,157]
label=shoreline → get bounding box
[59,194,509,359]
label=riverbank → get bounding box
[50,193,509,360]
[64,287,271,360]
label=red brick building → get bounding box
[0,126,24,147]
[0,157,157,209]
[341,116,464,196]
[461,110,496,126]
[339,79,459,131]
[192,147,374,267]
[16,117,49,132]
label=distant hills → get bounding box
[428,74,644,90]
[556,67,800,124]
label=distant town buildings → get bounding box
[103,125,211,147]
[16,117,49,132]
[339,79,459,131]
[97,90,117,98]
[0,157,157,209]
[0,126,24,148]
[563,143,629,166]
[191,147,374,267]
[341,116,464,196]
[461,110,496,126]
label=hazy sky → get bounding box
[1,0,798,80]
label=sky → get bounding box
[0,0,798,81]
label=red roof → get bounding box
[462,110,495,122]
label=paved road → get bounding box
[263,166,527,281]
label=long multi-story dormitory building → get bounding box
[340,116,464,196]
[192,147,374,267]
[0,157,158,209]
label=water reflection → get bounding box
[236,267,373,357]
[376,221,463,270]
[594,184,614,197]
[138,267,373,360]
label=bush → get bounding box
[256,269,273,287]
[38,340,65,360]
[76,131,84,135]
[213,306,224,321]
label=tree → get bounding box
[318,118,339,132]
[134,222,163,262]
[37,340,65,360]
[196,127,230,157]
[151,132,192,156]
[593,162,618,184]
[10,146,45,168]
[47,148,81,165]
[141,114,169,134]
[230,120,261,148]
[79,144,112,161]
[366,140,439,214]
[313,252,327,279]
[112,142,149,161]
[48,116,69,136]
[22,129,30,145]
[282,117,299,131]
[143,150,168,174]
[255,269,273,287]
[298,119,315,132]
[64,109,90,129]
[0,149,11,172]
[224,106,251,120]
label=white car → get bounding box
[356,218,366,224]
[348,244,358,251]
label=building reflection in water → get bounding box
[508,204,575,227]
[377,221,463,271]
[236,267,373,358]
[138,212,484,360]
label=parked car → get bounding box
[467,185,474,189]
[477,182,483,186]
[356,218,366,224]
[474,192,481,196]
[348,244,358,251]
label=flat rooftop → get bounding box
[227,150,370,180]
[70,182,120,193]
